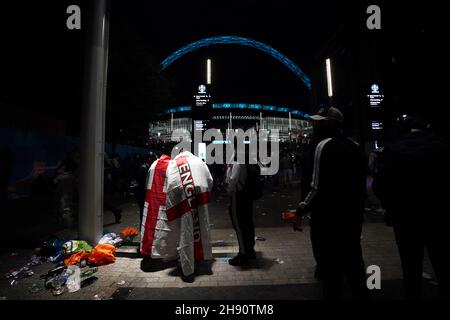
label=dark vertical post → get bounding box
[79,0,110,244]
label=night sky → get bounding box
[0,1,444,134]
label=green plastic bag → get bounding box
[61,240,93,255]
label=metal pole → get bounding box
[79,0,110,245]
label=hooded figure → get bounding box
[140,151,213,277]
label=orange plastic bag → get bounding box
[87,244,116,266]
[120,227,139,238]
[281,210,296,222]
[64,251,90,266]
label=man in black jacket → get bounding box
[373,115,450,299]
[297,106,368,299]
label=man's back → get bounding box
[312,135,366,226]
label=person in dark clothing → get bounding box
[296,106,368,300]
[135,152,158,227]
[373,115,450,299]
[227,143,257,266]
[104,156,122,223]
[300,138,322,279]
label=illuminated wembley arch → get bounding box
[160,36,311,91]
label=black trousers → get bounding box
[229,191,255,255]
[394,223,450,299]
[310,219,369,300]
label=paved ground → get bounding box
[0,185,439,300]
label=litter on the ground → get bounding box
[255,236,266,241]
[117,280,126,285]
[273,258,285,265]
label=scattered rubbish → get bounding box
[30,282,46,293]
[65,266,81,293]
[273,258,284,265]
[49,253,65,263]
[40,264,67,280]
[98,233,123,247]
[120,227,139,243]
[88,244,116,266]
[62,240,93,255]
[117,280,126,285]
[52,286,65,296]
[255,236,266,241]
[81,267,98,281]
[37,237,65,259]
[64,251,90,266]
[6,266,34,280]
[93,292,107,300]
[10,279,19,286]
[28,255,44,267]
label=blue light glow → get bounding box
[160,36,311,90]
[165,103,308,117]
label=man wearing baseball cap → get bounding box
[296,105,368,299]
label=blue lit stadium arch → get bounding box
[165,103,310,118]
[160,36,311,91]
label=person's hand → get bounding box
[296,202,307,216]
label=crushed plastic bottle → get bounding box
[65,266,81,293]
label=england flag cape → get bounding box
[140,151,213,276]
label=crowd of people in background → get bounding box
[2,105,449,300]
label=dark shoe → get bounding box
[181,273,195,283]
[228,253,256,266]
[113,209,122,224]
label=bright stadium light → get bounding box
[207,59,211,85]
[326,58,333,98]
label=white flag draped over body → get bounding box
[140,151,213,276]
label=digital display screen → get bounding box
[371,121,383,130]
